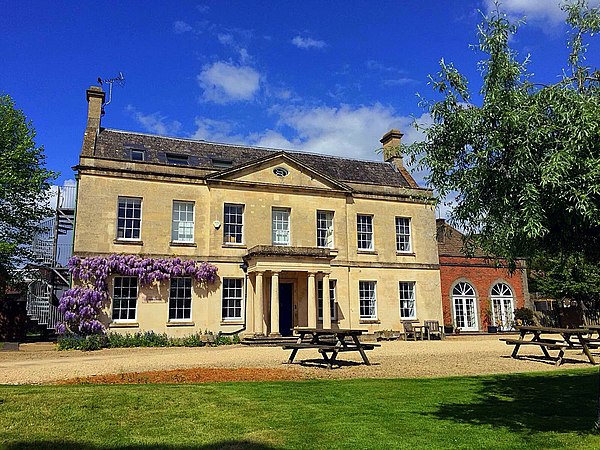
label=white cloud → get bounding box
[484,0,600,25]
[291,36,327,49]
[383,78,418,86]
[191,104,430,164]
[173,20,192,34]
[125,105,182,136]
[198,62,261,103]
[217,33,234,46]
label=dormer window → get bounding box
[166,153,189,165]
[131,149,145,161]
[212,158,233,169]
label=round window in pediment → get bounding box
[273,167,289,177]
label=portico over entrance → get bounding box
[243,245,337,336]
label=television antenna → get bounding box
[97,72,125,113]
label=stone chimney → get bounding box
[380,129,403,162]
[380,129,418,188]
[80,86,105,157]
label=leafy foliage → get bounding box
[529,251,600,303]
[405,1,600,268]
[0,94,56,286]
[56,331,238,351]
[57,254,218,336]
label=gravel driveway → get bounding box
[0,335,595,385]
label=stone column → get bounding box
[307,272,317,328]
[254,271,264,336]
[270,271,280,336]
[322,273,332,329]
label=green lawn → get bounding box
[1,369,599,449]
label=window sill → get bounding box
[170,241,197,247]
[396,251,415,256]
[222,243,247,249]
[109,322,139,328]
[357,250,377,255]
[359,319,380,324]
[221,321,244,325]
[166,321,195,327]
[114,239,143,246]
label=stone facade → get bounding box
[73,86,443,337]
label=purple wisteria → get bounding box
[58,255,218,336]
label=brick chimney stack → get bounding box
[380,129,418,188]
[81,86,105,157]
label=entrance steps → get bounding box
[241,336,298,346]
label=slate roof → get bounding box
[92,128,414,188]
[436,219,487,258]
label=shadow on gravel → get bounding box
[428,370,599,434]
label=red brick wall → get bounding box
[439,256,527,330]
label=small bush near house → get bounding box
[514,307,535,326]
[57,331,240,351]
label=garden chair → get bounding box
[402,321,422,341]
[424,320,444,340]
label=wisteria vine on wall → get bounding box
[57,254,218,336]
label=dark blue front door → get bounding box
[279,283,293,336]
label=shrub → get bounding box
[513,307,535,326]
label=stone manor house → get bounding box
[62,86,529,339]
[72,86,445,338]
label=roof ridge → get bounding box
[102,128,393,166]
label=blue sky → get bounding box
[2,0,598,193]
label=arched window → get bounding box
[491,282,514,331]
[452,281,478,331]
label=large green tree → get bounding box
[0,94,55,291]
[406,0,600,269]
[405,0,600,429]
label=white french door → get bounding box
[491,283,514,331]
[453,282,478,331]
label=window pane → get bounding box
[112,277,138,321]
[395,217,411,252]
[222,278,243,320]
[357,215,373,250]
[117,198,141,240]
[317,211,334,248]
[169,277,192,320]
[399,282,415,319]
[359,281,376,319]
[172,201,194,242]
[224,204,244,244]
[272,208,290,245]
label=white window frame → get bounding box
[399,281,416,320]
[112,276,138,322]
[357,214,374,251]
[317,211,334,248]
[317,279,337,321]
[395,217,412,253]
[171,201,195,243]
[223,203,244,244]
[272,207,291,246]
[116,197,142,241]
[222,278,244,321]
[168,277,192,322]
[359,280,377,320]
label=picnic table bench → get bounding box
[282,328,380,369]
[500,325,598,366]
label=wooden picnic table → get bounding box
[282,327,380,369]
[500,325,598,366]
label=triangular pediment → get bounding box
[206,152,352,192]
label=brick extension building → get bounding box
[437,219,530,332]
